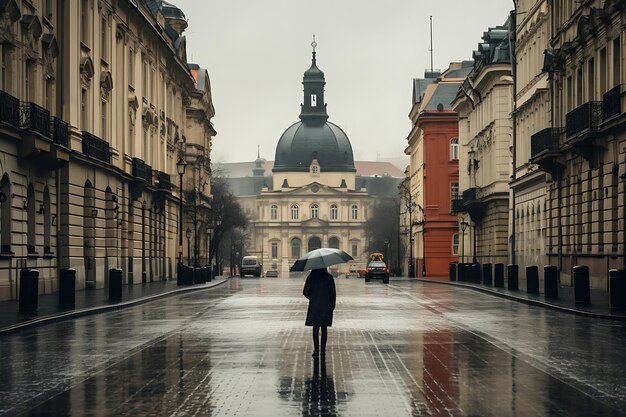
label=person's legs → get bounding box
[320,326,328,355]
[312,326,320,356]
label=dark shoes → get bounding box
[312,350,319,357]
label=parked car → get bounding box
[240,256,262,277]
[365,261,390,283]
[265,270,279,278]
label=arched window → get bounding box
[291,238,301,258]
[328,237,340,249]
[290,204,299,220]
[0,175,11,253]
[351,204,358,220]
[330,204,338,220]
[310,203,319,219]
[452,234,459,256]
[43,187,51,254]
[308,236,322,252]
[270,204,278,220]
[27,183,36,254]
[450,138,459,160]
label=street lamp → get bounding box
[206,230,211,266]
[460,220,469,264]
[176,157,187,266]
[186,227,191,265]
[408,202,416,278]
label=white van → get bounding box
[241,256,262,277]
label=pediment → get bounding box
[301,217,328,228]
[284,182,345,195]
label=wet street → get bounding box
[1,277,626,417]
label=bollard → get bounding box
[59,268,76,308]
[507,264,519,291]
[526,266,540,295]
[494,263,505,288]
[108,268,123,301]
[573,265,590,307]
[19,269,39,312]
[207,266,213,282]
[544,265,559,299]
[482,263,493,286]
[449,263,457,282]
[471,263,481,283]
[609,269,626,311]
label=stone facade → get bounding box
[0,0,214,300]
[530,0,625,288]
[453,21,513,266]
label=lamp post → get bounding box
[408,202,416,278]
[186,227,191,265]
[176,158,187,266]
[206,230,211,266]
[460,220,469,264]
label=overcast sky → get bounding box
[174,0,513,164]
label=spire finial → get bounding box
[311,34,317,63]
[257,144,260,159]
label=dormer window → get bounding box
[311,94,317,107]
[310,159,320,177]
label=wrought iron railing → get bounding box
[132,157,152,183]
[603,85,622,121]
[0,90,19,127]
[566,101,603,138]
[20,102,50,137]
[51,117,69,147]
[531,127,562,158]
[157,171,171,190]
[82,131,111,163]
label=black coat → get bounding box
[303,269,336,327]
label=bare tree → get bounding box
[365,196,404,274]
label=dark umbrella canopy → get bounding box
[290,248,353,272]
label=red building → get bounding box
[405,63,473,278]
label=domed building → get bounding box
[241,44,374,276]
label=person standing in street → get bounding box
[303,268,336,357]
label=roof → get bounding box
[422,83,462,111]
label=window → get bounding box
[128,48,134,86]
[271,242,278,259]
[27,184,36,254]
[44,0,53,20]
[450,138,459,160]
[311,165,318,175]
[310,203,319,219]
[613,36,621,88]
[600,48,607,95]
[142,57,148,98]
[290,204,299,220]
[270,205,278,220]
[101,17,107,61]
[1,46,8,91]
[24,61,31,102]
[588,58,595,101]
[81,88,89,130]
[291,238,301,258]
[330,204,338,220]
[452,234,459,256]
[351,243,358,258]
[0,175,11,253]
[311,94,317,107]
[451,182,459,201]
[101,100,107,140]
[81,0,89,45]
[351,204,358,220]
[329,237,339,249]
[43,187,51,253]
[45,78,53,111]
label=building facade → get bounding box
[454,21,513,266]
[510,0,551,272]
[530,0,625,288]
[0,0,214,300]
[405,62,472,277]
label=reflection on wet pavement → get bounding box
[0,278,625,416]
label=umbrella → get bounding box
[290,248,354,272]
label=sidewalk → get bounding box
[0,277,229,335]
[417,276,626,321]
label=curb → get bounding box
[0,278,230,336]
[416,278,626,322]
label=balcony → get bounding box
[603,85,622,121]
[20,102,50,138]
[566,101,603,140]
[51,117,69,147]
[132,157,152,184]
[0,90,19,128]
[156,171,171,191]
[461,187,485,221]
[530,127,565,175]
[82,131,111,164]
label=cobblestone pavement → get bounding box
[1,277,625,416]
